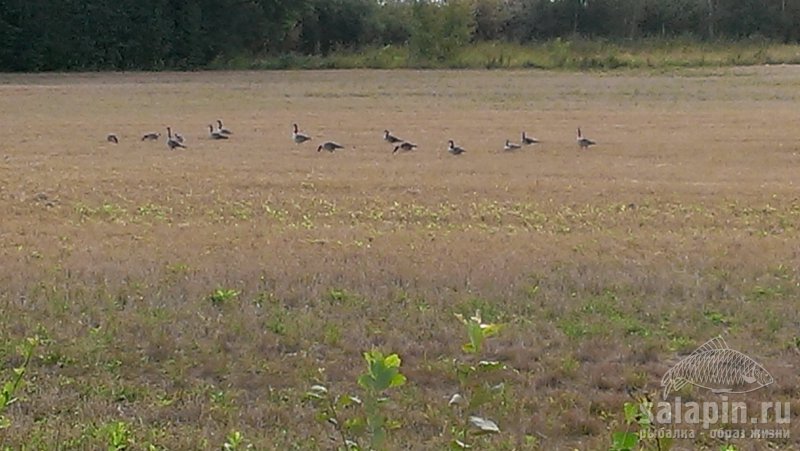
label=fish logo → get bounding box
[661,336,773,399]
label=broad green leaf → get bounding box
[480,324,503,340]
[357,374,372,391]
[610,431,638,451]
[344,416,366,433]
[468,416,500,435]
[389,373,406,388]
[360,350,405,392]
[467,386,492,410]
[383,354,401,368]
[623,402,639,424]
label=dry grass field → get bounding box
[1,67,800,450]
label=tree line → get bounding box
[1,0,798,71]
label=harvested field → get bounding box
[0,67,799,449]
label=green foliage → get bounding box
[223,430,252,450]
[455,311,503,354]
[102,421,133,451]
[449,311,506,449]
[3,0,800,71]
[306,351,406,450]
[358,351,407,393]
[609,397,672,451]
[208,288,240,307]
[0,337,39,430]
[409,0,475,64]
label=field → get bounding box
[1,67,800,449]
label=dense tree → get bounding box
[1,0,799,71]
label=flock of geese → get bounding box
[106,121,598,154]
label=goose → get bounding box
[317,141,344,152]
[166,127,186,150]
[174,132,185,144]
[447,140,466,155]
[141,132,160,141]
[292,123,311,144]
[384,130,403,144]
[209,124,229,140]
[107,134,119,144]
[504,140,521,151]
[217,120,232,135]
[393,141,417,153]
[577,128,596,149]
[521,131,539,145]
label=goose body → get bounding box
[166,127,186,150]
[209,124,229,140]
[577,128,595,149]
[393,141,417,153]
[107,134,119,144]
[504,140,521,151]
[293,123,311,144]
[448,140,466,155]
[522,131,539,145]
[174,133,185,144]
[217,120,232,135]
[384,130,403,144]
[317,141,344,152]
[141,132,160,141]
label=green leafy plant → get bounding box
[358,351,407,449]
[609,396,671,451]
[222,430,252,450]
[208,288,239,307]
[306,350,407,450]
[610,396,746,451]
[0,336,39,429]
[103,420,133,451]
[449,311,506,449]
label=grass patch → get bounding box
[220,39,800,71]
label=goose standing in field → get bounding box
[521,131,539,145]
[107,134,119,144]
[447,140,466,155]
[577,127,596,149]
[292,123,312,144]
[384,130,403,144]
[393,141,417,154]
[141,132,160,141]
[504,139,521,151]
[166,127,186,150]
[209,124,229,140]
[317,141,344,152]
[217,120,232,136]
